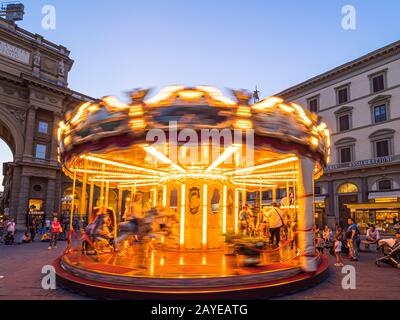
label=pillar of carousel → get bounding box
[55,85,330,298]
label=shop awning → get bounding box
[314,196,326,203]
[368,191,400,200]
[346,202,400,210]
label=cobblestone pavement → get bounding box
[0,241,399,300]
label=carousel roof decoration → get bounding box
[58,85,330,189]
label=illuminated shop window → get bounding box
[338,183,358,194]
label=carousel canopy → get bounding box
[58,86,330,190]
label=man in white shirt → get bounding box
[264,203,284,246]
[365,225,381,248]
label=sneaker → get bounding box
[334,263,340,266]
[339,263,344,266]
[48,246,52,250]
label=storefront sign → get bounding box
[0,40,30,64]
[29,211,45,215]
[325,155,400,171]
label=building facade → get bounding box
[278,41,400,233]
[0,17,91,228]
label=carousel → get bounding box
[54,85,331,299]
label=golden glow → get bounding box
[234,119,252,129]
[290,103,312,125]
[234,189,239,234]
[71,102,91,125]
[81,155,167,175]
[145,85,184,105]
[205,145,240,173]
[202,184,208,246]
[278,103,295,113]
[129,104,144,117]
[103,96,129,109]
[143,145,186,173]
[224,156,298,176]
[130,119,146,129]
[180,184,186,246]
[163,185,167,207]
[178,90,204,100]
[152,188,157,207]
[310,136,319,147]
[89,178,159,183]
[251,96,283,111]
[118,183,159,188]
[222,185,227,234]
[236,106,252,117]
[196,86,236,105]
[234,182,277,188]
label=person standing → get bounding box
[29,219,36,242]
[48,217,61,250]
[264,203,284,247]
[346,217,360,261]
[334,234,344,267]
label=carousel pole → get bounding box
[180,183,186,250]
[99,164,105,210]
[202,183,208,248]
[222,185,227,235]
[67,169,77,250]
[88,181,94,222]
[80,160,88,220]
[117,188,123,221]
[234,188,239,234]
[272,188,277,204]
[163,185,167,208]
[297,157,317,272]
[105,181,110,208]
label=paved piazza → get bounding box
[0,241,399,300]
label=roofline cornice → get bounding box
[277,40,400,99]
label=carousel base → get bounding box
[54,244,329,299]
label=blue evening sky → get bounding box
[1,0,400,187]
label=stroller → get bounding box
[375,239,400,268]
[4,231,14,245]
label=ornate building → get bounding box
[278,40,400,233]
[0,17,92,228]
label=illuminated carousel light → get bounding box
[56,85,331,299]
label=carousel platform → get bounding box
[54,243,329,299]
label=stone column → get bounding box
[17,175,30,229]
[23,106,37,161]
[54,171,62,215]
[361,176,369,203]
[327,180,336,229]
[45,178,56,218]
[50,112,62,166]
[297,157,317,272]
[9,165,21,222]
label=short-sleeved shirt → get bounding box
[347,223,359,239]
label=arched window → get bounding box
[378,179,392,191]
[338,183,358,194]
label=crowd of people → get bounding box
[239,202,296,248]
[239,202,400,268]
[0,215,66,249]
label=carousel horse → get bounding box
[82,211,115,254]
[117,207,157,249]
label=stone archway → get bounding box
[0,107,25,161]
[0,107,25,217]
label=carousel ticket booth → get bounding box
[55,86,330,299]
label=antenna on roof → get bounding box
[0,1,24,22]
